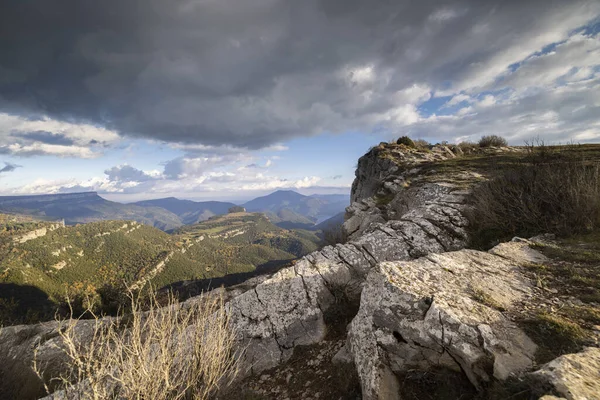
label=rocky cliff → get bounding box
[1,143,598,400]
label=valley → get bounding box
[0,210,322,324]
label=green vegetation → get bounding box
[511,233,600,364]
[472,289,506,312]
[396,136,416,147]
[478,135,508,147]
[521,312,586,364]
[0,212,320,324]
[374,192,396,206]
[322,224,345,246]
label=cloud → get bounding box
[0,113,119,158]
[104,165,158,182]
[162,155,247,179]
[404,76,600,145]
[1,0,597,151]
[495,33,600,91]
[0,143,98,158]
[12,131,75,146]
[0,162,21,173]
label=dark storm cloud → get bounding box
[0,162,22,173]
[0,0,598,148]
[12,131,75,146]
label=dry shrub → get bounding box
[413,139,431,149]
[478,135,508,147]
[35,289,239,400]
[457,141,478,152]
[468,160,600,248]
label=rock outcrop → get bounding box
[2,143,596,400]
[13,222,64,244]
[344,143,475,241]
[227,181,473,375]
[0,144,480,399]
[344,142,521,240]
[347,240,543,399]
[531,347,600,400]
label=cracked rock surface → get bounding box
[228,182,472,377]
[347,240,542,400]
[530,347,600,400]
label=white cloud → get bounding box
[2,1,599,150]
[405,75,600,145]
[439,4,599,95]
[2,143,98,158]
[445,94,472,107]
[0,113,119,158]
[497,33,600,91]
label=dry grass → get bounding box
[478,135,508,147]
[35,289,239,400]
[413,139,431,149]
[457,141,479,153]
[467,150,600,248]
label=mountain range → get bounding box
[0,190,348,231]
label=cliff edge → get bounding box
[2,143,599,400]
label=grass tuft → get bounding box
[34,289,239,400]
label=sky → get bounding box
[0,0,599,202]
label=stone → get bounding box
[531,347,600,400]
[347,242,541,400]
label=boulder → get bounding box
[347,241,543,400]
[531,347,600,400]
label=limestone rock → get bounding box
[347,242,541,400]
[531,347,600,400]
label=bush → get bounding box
[396,136,415,147]
[35,289,239,400]
[478,135,508,147]
[413,139,431,149]
[457,141,478,152]
[467,159,600,248]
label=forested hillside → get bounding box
[0,212,320,324]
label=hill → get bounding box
[0,190,349,232]
[243,190,348,227]
[132,198,236,225]
[0,192,182,230]
[158,212,320,288]
[313,211,345,231]
[0,212,320,324]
